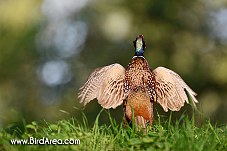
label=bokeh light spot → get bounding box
[102,11,132,42]
[39,60,72,87]
[209,8,227,44]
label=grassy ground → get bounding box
[0,110,226,151]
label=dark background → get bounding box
[0,0,227,127]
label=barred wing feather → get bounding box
[78,63,126,109]
[153,67,198,112]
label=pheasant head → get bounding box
[133,35,146,56]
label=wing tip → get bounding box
[184,88,199,103]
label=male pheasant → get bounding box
[78,35,198,128]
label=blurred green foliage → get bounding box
[0,0,227,127]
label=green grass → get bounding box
[0,110,226,151]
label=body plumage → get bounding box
[124,56,156,126]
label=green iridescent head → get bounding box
[133,35,146,56]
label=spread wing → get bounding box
[78,63,126,109]
[152,67,198,112]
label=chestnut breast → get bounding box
[124,57,156,101]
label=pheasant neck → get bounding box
[132,55,145,59]
[134,49,144,56]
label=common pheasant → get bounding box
[78,35,198,129]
